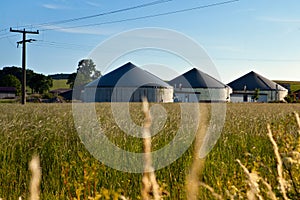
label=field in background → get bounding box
[1,103,300,199]
[274,80,300,92]
[50,79,69,90]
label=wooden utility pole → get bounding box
[10,28,39,105]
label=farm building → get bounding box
[50,88,71,96]
[84,62,173,102]
[0,87,16,99]
[228,71,288,102]
[168,68,232,102]
[50,88,73,101]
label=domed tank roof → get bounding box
[168,68,227,88]
[86,62,171,88]
[228,71,287,91]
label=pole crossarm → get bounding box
[17,39,37,44]
[10,28,39,34]
[17,39,37,48]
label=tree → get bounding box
[66,72,77,88]
[284,94,295,103]
[0,74,21,96]
[28,74,53,94]
[0,66,22,80]
[252,88,260,102]
[0,66,53,94]
[67,59,101,88]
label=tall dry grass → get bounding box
[222,111,300,200]
[1,103,300,199]
[267,124,289,200]
[29,155,41,200]
[185,104,209,200]
[141,98,161,200]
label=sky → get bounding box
[0,0,300,83]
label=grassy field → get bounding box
[1,103,300,199]
[274,80,300,92]
[51,79,69,90]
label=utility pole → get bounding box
[10,28,39,105]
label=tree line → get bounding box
[0,59,101,97]
[0,66,53,95]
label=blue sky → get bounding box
[0,0,299,83]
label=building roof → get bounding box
[168,68,227,88]
[0,87,16,93]
[228,71,287,91]
[50,88,71,94]
[85,62,171,88]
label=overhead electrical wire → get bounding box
[37,40,94,47]
[32,40,94,50]
[31,43,91,51]
[3,0,240,34]
[40,0,240,31]
[33,41,300,62]
[214,57,300,62]
[1,0,172,39]
[38,0,173,26]
[0,34,19,40]
[2,0,241,51]
[0,28,8,33]
[0,33,10,38]
[8,0,174,30]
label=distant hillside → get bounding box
[274,80,300,92]
[49,73,71,80]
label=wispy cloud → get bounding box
[209,45,243,53]
[42,4,69,10]
[42,25,117,35]
[258,16,300,23]
[42,1,101,10]
[234,8,256,14]
[85,1,101,7]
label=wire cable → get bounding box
[31,43,91,51]
[35,40,94,49]
[40,0,240,31]
[10,0,174,30]
[0,34,19,40]
[0,28,9,33]
[214,57,300,62]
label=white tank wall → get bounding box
[159,88,174,102]
[230,90,288,102]
[279,90,288,101]
[230,94,252,103]
[267,90,288,102]
[174,87,231,102]
[0,93,15,99]
[84,87,173,103]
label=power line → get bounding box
[0,33,10,38]
[38,40,94,46]
[10,0,174,30]
[40,0,240,32]
[6,36,17,48]
[32,40,94,50]
[0,31,10,36]
[0,28,9,33]
[31,43,91,51]
[0,34,19,40]
[3,1,241,53]
[214,57,300,62]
